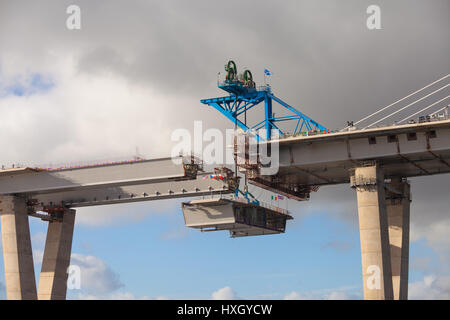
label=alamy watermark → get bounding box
[171,121,280,175]
[67,264,81,290]
[366,265,381,290]
[66,5,81,30]
[366,5,381,30]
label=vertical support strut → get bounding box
[0,195,37,300]
[38,209,76,300]
[386,178,411,300]
[350,165,394,300]
[264,93,273,140]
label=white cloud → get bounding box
[77,291,150,300]
[283,285,361,300]
[31,231,47,247]
[70,253,123,294]
[211,286,237,300]
[409,275,450,300]
[284,291,309,300]
[31,231,47,266]
[160,226,189,240]
[33,249,44,266]
[411,218,450,248]
[325,291,351,300]
[284,276,450,300]
[410,256,433,272]
[109,292,149,300]
[0,56,184,166]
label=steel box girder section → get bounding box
[274,126,450,169]
[248,177,311,201]
[26,174,234,208]
[248,155,450,200]
[252,123,450,191]
[0,156,192,195]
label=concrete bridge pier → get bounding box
[0,195,76,300]
[0,195,37,300]
[350,165,394,300]
[385,178,411,300]
[38,209,76,300]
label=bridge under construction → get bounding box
[0,63,449,300]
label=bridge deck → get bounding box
[0,156,235,208]
[252,120,450,199]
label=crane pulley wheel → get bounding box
[225,60,237,81]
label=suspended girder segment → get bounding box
[31,173,235,208]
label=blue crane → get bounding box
[200,60,327,140]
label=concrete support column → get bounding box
[385,178,411,300]
[0,195,37,300]
[350,165,393,300]
[38,209,76,300]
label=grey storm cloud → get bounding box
[1,0,448,127]
[0,0,449,294]
[72,0,450,128]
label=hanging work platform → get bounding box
[181,198,293,238]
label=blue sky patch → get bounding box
[0,68,55,97]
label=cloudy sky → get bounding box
[0,0,449,299]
